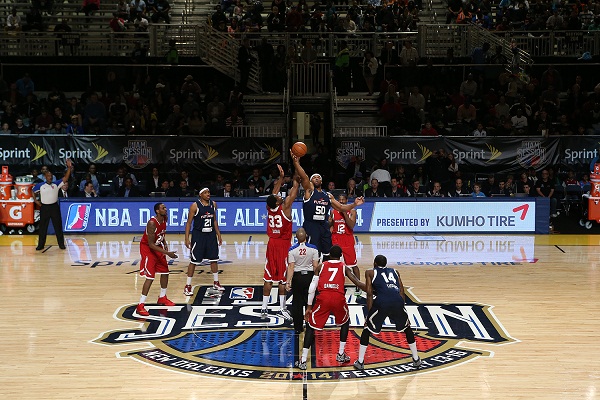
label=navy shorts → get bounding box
[303,221,332,255]
[190,230,219,264]
[366,301,410,334]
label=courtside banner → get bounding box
[58,198,549,234]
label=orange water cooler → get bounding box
[588,163,600,221]
[0,167,38,234]
[0,166,12,201]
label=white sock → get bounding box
[213,273,219,282]
[279,294,286,309]
[409,342,419,360]
[338,341,346,355]
[159,288,167,298]
[261,295,269,309]
[358,344,367,363]
[301,348,309,363]
[139,294,147,304]
[186,276,192,285]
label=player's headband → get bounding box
[199,187,210,194]
[310,174,322,181]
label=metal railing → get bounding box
[232,125,285,137]
[334,126,387,137]
[289,62,330,96]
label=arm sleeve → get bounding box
[307,275,319,305]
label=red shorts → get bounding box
[332,234,357,267]
[140,244,169,280]
[308,291,349,330]
[264,238,290,283]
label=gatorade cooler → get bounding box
[0,166,13,201]
[588,163,600,221]
[15,176,34,199]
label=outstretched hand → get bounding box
[354,196,365,206]
[289,149,300,163]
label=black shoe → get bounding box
[59,244,66,249]
[35,246,44,251]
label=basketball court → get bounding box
[1,232,599,399]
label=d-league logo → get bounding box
[93,286,516,381]
[65,203,91,231]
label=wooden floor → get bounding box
[1,232,599,399]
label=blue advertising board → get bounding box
[58,197,550,234]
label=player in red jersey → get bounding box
[260,163,300,321]
[296,245,357,370]
[328,192,361,296]
[136,203,178,317]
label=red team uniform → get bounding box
[308,259,349,330]
[140,216,168,279]
[331,209,357,267]
[264,205,292,283]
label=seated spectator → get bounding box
[116,0,130,20]
[78,181,98,197]
[187,110,205,135]
[365,179,385,198]
[225,109,244,132]
[457,98,477,124]
[81,0,100,17]
[66,115,84,135]
[117,177,141,197]
[0,123,11,135]
[511,108,528,134]
[447,178,469,197]
[167,179,194,197]
[133,12,148,32]
[150,0,170,23]
[421,121,438,136]
[35,110,54,134]
[108,95,128,125]
[165,105,186,135]
[206,95,226,128]
[83,93,106,134]
[459,74,478,98]
[109,13,127,34]
[472,122,487,136]
[5,8,22,32]
[427,181,445,197]
[386,177,406,197]
[267,7,285,32]
[406,178,426,197]
[471,183,486,197]
[216,181,237,197]
[346,177,363,198]
[13,119,31,135]
[180,75,201,100]
[54,107,69,129]
[130,0,146,21]
[112,166,138,195]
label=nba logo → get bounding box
[66,237,91,262]
[65,203,91,232]
[230,287,255,300]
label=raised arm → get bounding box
[290,149,312,196]
[271,164,285,196]
[329,192,365,212]
[283,176,300,210]
[62,159,73,184]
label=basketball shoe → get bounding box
[213,281,225,291]
[157,296,175,306]
[136,303,150,316]
[183,285,193,296]
[336,353,350,363]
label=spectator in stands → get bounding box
[379,41,399,69]
[379,96,403,131]
[346,177,363,198]
[471,183,486,197]
[399,41,419,67]
[448,178,468,197]
[420,121,438,136]
[5,8,22,32]
[511,108,528,134]
[112,166,138,195]
[35,109,54,134]
[407,86,426,124]
[83,93,106,134]
[116,0,130,20]
[427,181,444,197]
[365,178,385,198]
[385,177,406,197]
[181,75,201,100]
[225,109,244,132]
[238,37,254,94]
[182,93,200,117]
[334,41,350,96]
[406,178,426,197]
[247,167,266,189]
[78,181,98,198]
[362,51,378,96]
[165,39,179,64]
[134,13,149,33]
[123,107,141,134]
[15,73,35,101]
[536,169,558,217]
[66,115,84,135]
[206,95,226,131]
[494,95,511,120]
[117,177,141,197]
[481,174,498,197]
[187,109,205,135]
[460,73,478,99]
[130,0,147,20]
[151,0,171,23]
[216,181,237,197]
[20,94,40,123]
[109,13,127,35]
[456,98,477,125]
[13,119,31,135]
[165,105,185,135]
[24,6,46,31]
[446,0,463,23]
[0,123,11,135]
[146,167,163,193]
[472,122,487,136]
[108,95,128,125]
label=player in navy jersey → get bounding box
[349,255,422,370]
[291,150,364,258]
[183,188,223,296]
[260,164,300,320]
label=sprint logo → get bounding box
[204,144,219,162]
[264,144,281,163]
[417,143,433,163]
[30,141,47,161]
[486,144,502,163]
[93,143,109,162]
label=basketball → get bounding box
[291,142,308,158]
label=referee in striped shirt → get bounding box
[285,228,320,334]
[33,159,72,250]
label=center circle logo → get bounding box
[93,285,516,381]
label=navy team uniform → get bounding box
[190,199,219,264]
[366,267,410,334]
[302,189,332,255]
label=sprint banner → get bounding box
[58,198,549,234]
[335,136,599,174]
[0,136,283,172]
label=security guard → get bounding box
[285,228,320,333]
[33,159,72,250]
